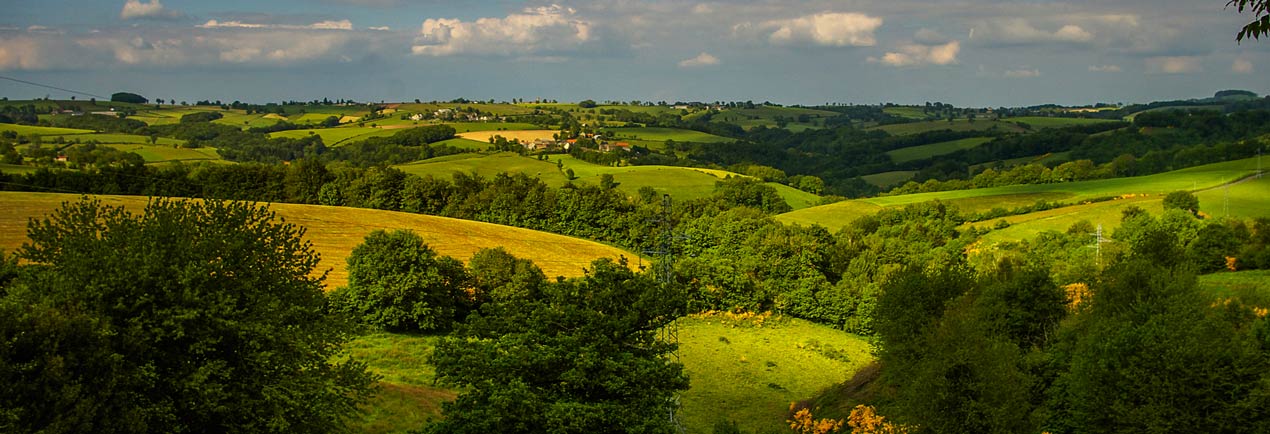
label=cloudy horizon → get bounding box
[1,0,1267,107]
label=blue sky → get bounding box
[1,0,1267,106]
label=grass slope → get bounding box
[870,119,1026,136]
[1196,173,1270,220]
[886,137,993,164]
[0,192,634,287]
[50,133,185,146]
[860,171,917,188]
[338,315,873,434]
[603,127,735,144]
[1199,270,1270,298]
[780,157,1263,232]
[395,152,569,187]
[0,123,94,136]
[1008,116,1118,128]
[100,144,224,163]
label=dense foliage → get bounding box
[330,229,470,332]
[0,198,376,433]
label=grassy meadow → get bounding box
[602,127,735,144]
[1199,270,1270,298]
[870,119,1027,136]
[0,192,634,287]
[99,144,224,163]
[1008,116,1118,128]
[860,170,917,188]
[337,314,874,434]
[885,137,993,164]
[1196,173,1270,220]
[49,133,185,146]
[0,123,94,136]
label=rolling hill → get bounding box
[0,192,636,287]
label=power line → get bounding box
[0,74,109,100]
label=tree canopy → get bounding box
[1229,0,1270,42]
[0,198,375,433]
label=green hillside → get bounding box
[0,123,94,136]
[870,119,1027,136]
[886,137,993,163]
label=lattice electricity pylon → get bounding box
[1088,224,1111,268]
[642,194,687,433]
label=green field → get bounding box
[100,144,224,163]
[780,157,1263,233]
[970,152,1072,171]
[447,122,542,133]
[886,137,993,164]
[1196,173,1270,220]
[214,111,282,129]
[861,171,917,188]
[338,315,873,434]
[269,127,397,145]
[0,164,38,174]
[0,123,94,136]
[975,195,1163,246]
[432,138,491,150]
[602,127,735,144]
[396,102,536,117]
[882,106,931,120]
[1008,116,1118,128]
[49,133,185,146]
[1199,270,1270,298]
[396,152,569,186]
[870,119,1028,136]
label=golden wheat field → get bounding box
[457,129,558,143]
[0,192,636,288]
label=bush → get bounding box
[330,229,469,332]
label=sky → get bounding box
[1,0,1267,107]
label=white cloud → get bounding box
[757,12,883,47]
[1004,68,1041,78]
[1088,64,1122,73]
[1145,56,1202,74]
[198,19,354,31]
[869,40,960,67]
[120,0,179,20]
[972,18,1093,45]
[412,5,596,57]
[1233,58,1253,74]
[368,26,391,31]
[678,52,719,68]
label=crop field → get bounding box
[446,122,542,133]
[1008,116,1118,128]
[457,129,558,143]
[886,137,993,163]
[393,102,535,117]
[861,170,917,188]
[549,155,825,207]
[0,123,94,136]
[338,314,872,434]
[870,119,1028,136]
[432,138,490,150]
[1196,174,1270,220]
[0,192,635,287]
[48,133,185,146]
[99,144,224,163]
[602,127,735,144]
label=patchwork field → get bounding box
[99,144,224,163]
[339,314,874,434]
[870,119,1028,136]
[0,192,635,287]
[0,123,94,136]
[457,129,558,143]
[602,127,735,144]
[886,137,993,164]
[779,157,1264,232]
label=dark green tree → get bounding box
[329,229,469,332]
[427,258,689,434]
[467,247,546,303]
[109,92,147,104]
[0,198,375,433]
[1228,0,1270,42]
[1163,190,1200,215]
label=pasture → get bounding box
[0,192,634,287]
[602,127,735,144]
[882,106,930,119]
[338,314,874,434]
[0,123,94,136]
[99,144,223,164]
[551,155,820,208]
[860,170,917,188]
[775,200,885,230]
[457,129,558,143]
[886,137,993,164]
[49,133,185,146]
[1196,174,1270,220]
[1008,116,1118,128]
[1199,270,1270,298]
[870,119,1027,136]
[395,152,570,187]
[268,127,397,145]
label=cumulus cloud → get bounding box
[1145,56,1202,74]
[971,18,1093,45]
[1004,68,1041,78]
[869,40,960,67]
[412,5,597,57]
[1088,64,1122,72]
[0,25,381,71]
[678,52,719,68]
[747,12,883,47]
[1233,58,1253,74]
[198,19,354,30]
[120,0,180,20]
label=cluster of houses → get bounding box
[408,108,493,122]
[518,134,631,153]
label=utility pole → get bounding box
[1090,224,1110,268]
[645,194,684,433]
